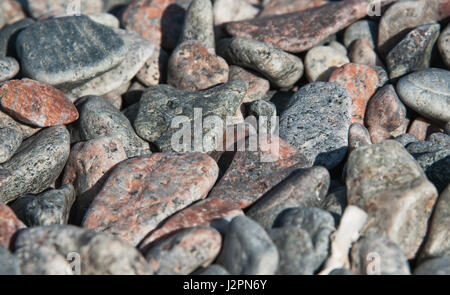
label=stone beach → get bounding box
[0,0,449,276]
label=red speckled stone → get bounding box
[225,0,368,53]
[259,0,328,17]
[0,79,78,127]
[329,63,379,125]
[82,153,219,246]
[0,204,26,248]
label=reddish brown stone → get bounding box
[82,153,219,246]
[225,0,368,53]
[329,63,379,125]
[140,197,243,247]
[0,0,26,25]
[168,41,229,91]
[366,85,407,132]
[122,0,190,50]
[259,0,328,17]
[408,117,443,141]
[0,79,78,127]
[348,39,383,67]
[369,125,393,144]
[207,135,311,209]
[0,204,26,248]
[229,65,270,103]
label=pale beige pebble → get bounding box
[213,0,260,25]
[87,13,120,28]
[328,41,347,57]
[305,46,350,82]
[0,0,26,25]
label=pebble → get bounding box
[365,84,407,132]
[15,244,73,275]
[247,167,330,230]
[0,17,34,57]
[217,216,279,275]
[16,16,127,91]
[213,0,260,25]
[87,13,120,28]
[0,246,20,275]
[305,46,349,82]
[207,136,311,208]
[0,0,26,26]
[414,256,450,275]
[348,39,383,67]
[67,29,155,99]
[260,0,327,17]
[82,153,218,246]
[0,203,26,248]
[0,79,79,127]
[13,225,152,275]
[429,132,450,146]
[396,68,450,122]
[0,124,22,164]
[10,184,75,227]
[407,117,436,141]
[137,48,169,87]
[350,234,411,275]
[218,37,303,89]
[23,0,103,19]
[279,82,352,169]
[438,24,450,69]
[319,186,347,224]
[271,207,335,275]
[193,264,230,275]
[0,56,19,82]
[329,63,379,125]
[77,96,150,158]
[348,123,372,154]
[139,198,243,248]
[0,126,70,204]
[168,41,229,91]
[134,80,246,152]
[368,125,393,144]
[225,0,368,53]
[0,109,40,140]
[343,19,378,48]
[144,226,222,275]
[420,185,450,260]
[179,0,215,50]
[346,140,438,258]
[229,66,270,103]
[386,24,441,79]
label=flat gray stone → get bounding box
[217,37,303,89]
[10,184,75,227]
[16,15,127,91]
[414,256,450,275]
[343,19,378,48]
[77,96,150,158]
[0,246,20,275]
[247,167,330,230]
[217,216,279,275]
[0,56,19,82]
[0,124,22,164]
[396,68,450,122]
[0,126,70,204]
[279,82,352,169]
[0,18,34,57]
[438,24,450,69]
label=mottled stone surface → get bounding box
[414,256,450,275]
[348,123,372,154]
[140,197,243,247]
[168,41,229,91]
[218,37,303,89]
[0,109,40,140]
[420,185,450,259]
[10,184,75,227]
[279,82,352,169]
[137,48,169,87]
[225,0,369,53]
[247,167,330,229]
[22,0,103,19]
[260,0,327,17]
[213,0,260,25]
[387,24,440,79]
[366,84,406,132]
[397,68,450,122]
[144,226,222,275]
[217,216,279,275]
[0,124,22,164]
[438,24,450,69]
[179,0,215,50]
[87,13,120,28]
[0,17,34,57]
[77,96,150,158]
[368,125,393,144]
[134,80,246,152]
[350,234,411,275]
[193,264,230,275]
[0,204,26,248]
[0,126,70,204]
[348,39,383,67]
[329,63,379,125]
[0,56,19,82]
[346,140,438,258]
[82,153,218,246]
[0,79,79,127]
[15,244,72,275]
[16,16,126,90]
[0,0,25,26]
[343,19,378,48]
[319,186,347,223]
[0,246,20,275]
[229,66,270,102]
[305,46,349,82]
[68,29,155,99]
[13,225,151,275]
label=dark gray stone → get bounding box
[350,234,411,275]
[192,264,230,275]
[428,133,450,148]
[394,133,419,146]
[77,96,150,158]
[319,186,347,224]
[387,24,440,79]
[0,125,22,164]
[0,126,70,204]
[134,80,246,152]
[414,256,450,275]
[217,37,303,89]
[247,100,277,135]
[396,68,450,122]
[0,246,20,275]
[180,0,215,50]
[247,167,330,230]
[279,82,352,169]
[343,20,378,48]
[0,18,34,57]
[13,225,152,275]
[16,16,126,90]
[10,184,75,227]
[217,216,279,275]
